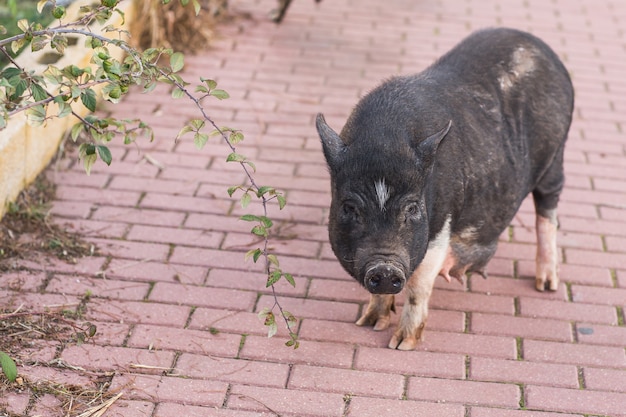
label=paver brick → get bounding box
[127,324,242,357]
[256,294,360,322]
[239,335,354,368]
[85,299,191,327]
[187,307,281,337]
[206,268,306,297]
[355,346,466,379]
[91,206,186,227]
[526,385,626,417]
[111,374,228,407]
[105,258,208,284]
[226,384,345,416]
[126,224,224,248]
[571,284,626,306]
[583,367,626,393]
[469,408,583,417]
[471,312,573,342]
[105,400,155,417]
[288,364,405,399]
[149,282,257,310]
[469,275,569,300]
[61,345,175,373]
[523,339,626,368]
[519,297,618,325]
[90,238,171,262]
[406,376,520,408]
[155,403,268,417]
[46,275,150,300]
[174,353,289,387]
[346,396,465,417]
[469,356,579,388]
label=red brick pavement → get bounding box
[2,0,626,416]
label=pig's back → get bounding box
[422,28,573,243]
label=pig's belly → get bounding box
[438,233,498,282]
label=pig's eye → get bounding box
[341,202,360,222]
[405,203,421,220]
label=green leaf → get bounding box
[17,19,29,32]
[191,0,201,15]
[226,152,246,163]
[229,131,244,144]
[209,89,230,100]
[30,83,48,101]
[175,124,193,141]
[190,119,205,130]
[0,351,17,382]
[202,78,217,90]
[227,185,240,197]
[11,38,26,54]
[240,192,251,208]
[266,270,282,287]
[57,102,72,118]
[267,254,279,267]
[259,216,273,228]
[251,225,267,237]
[171,87,185,99]
[193,132,208,149]
[82,153,97,175]
[70,122,84,141]
[96,145,112,166]
[283,310,297,328]
[240,214,261,222]
[245,160,256,172]
[277,195,287,210]
[283,273,296,287]
[245,248,262,263]
[80,88,97,112]
[102,84,122,103]
[31,35,47,52]
[257,186,275,198]
[170,52,184,73]
[37,0,48,13]
[25,105,46,126]
[143,81,157,93]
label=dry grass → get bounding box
[130,0,228,53]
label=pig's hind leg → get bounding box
[532,149,565,292]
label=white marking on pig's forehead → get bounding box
[374,179,390,211]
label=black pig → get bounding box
[316,28,574,350]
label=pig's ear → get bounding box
[418,120,452,164]
[316,113,345,167]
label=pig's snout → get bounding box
[365,264,405,294]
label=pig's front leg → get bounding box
[535,210,559,291]
[356,294,395,331]
[389,225,451,350]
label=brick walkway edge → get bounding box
[2,0,626,416]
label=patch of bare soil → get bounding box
[0,173,95,272]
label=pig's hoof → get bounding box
[356,313,391,331]
[388,334,418,350]
[388,325,424,350]
[535,276,559,292]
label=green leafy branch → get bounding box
[1,0,298,348]
[172,72,299,348]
